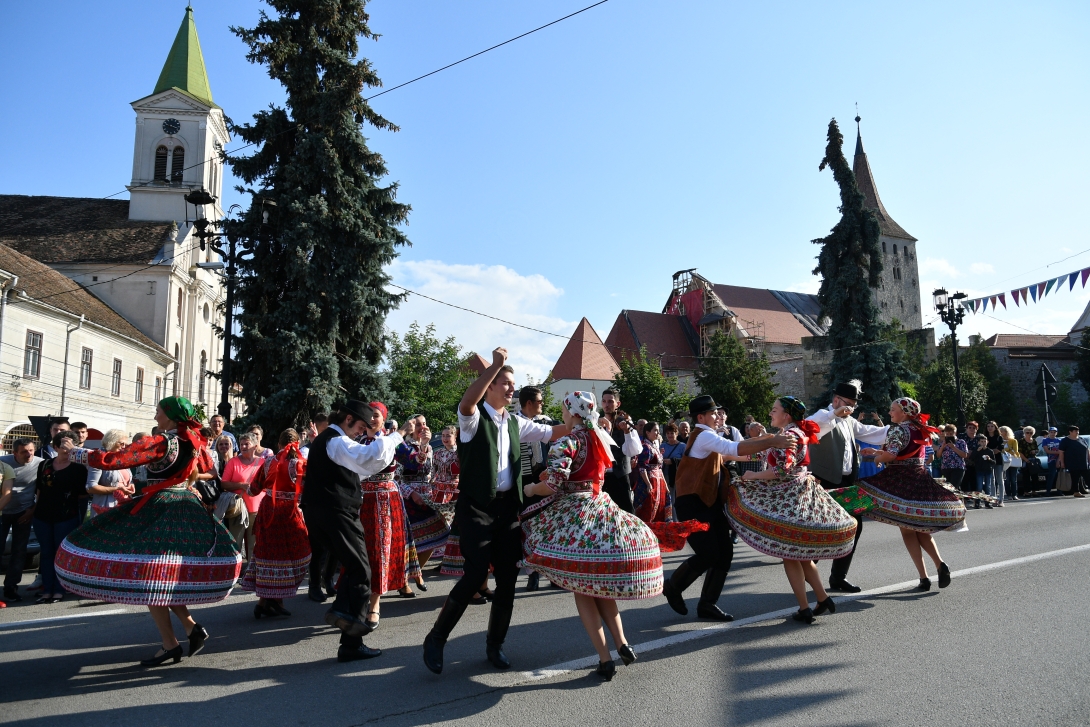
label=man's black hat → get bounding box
[689,395,718,418]
[834,380,862,401]
[339,400,372,421]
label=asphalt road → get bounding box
[2,495,1089,727]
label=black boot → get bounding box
[663,561,700,616]
[526,572,540,592]
[485,599,514,670]
[695,568,733,622]
[423,597,468,675]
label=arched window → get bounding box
[882,241,887,253]
[154,146,169,181]
[171,147,185,184]
[903,245,909,257]
[198,351,207,402]
[2,424,40,454]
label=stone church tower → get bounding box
[853,117,923,330]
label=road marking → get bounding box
[491,542,1090,686]
[0,608,129,631]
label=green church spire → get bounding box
[153,6,214,105]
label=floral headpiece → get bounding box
[894,397,921,418]
[564,391,600,427]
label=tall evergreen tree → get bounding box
[694,331,777,428]
[812,119,911,413]
[226,1,409,433]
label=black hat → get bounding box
[834,379,863,400]
[689,395,718,418]
[339,399,372,421]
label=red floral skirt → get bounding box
[361,480,418,593]
[633,467,675,524]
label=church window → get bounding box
[893,244,898,255]
[882,241,887,253]
[203,303,210,322]
[198,351,207,402]
[154,146,169,181]
[177,289,184,326]
[171,147,185,184]
[903,246,909,257]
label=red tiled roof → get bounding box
[604,311,698,371]
[465,352,491,375]
[551,318,619,381]
[984,334,1072,349]
[711,284,815,345]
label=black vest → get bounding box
[458,404,522,507]
[301,426,361,510]
[609,426,632,476]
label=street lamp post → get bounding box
[933,288,968,430]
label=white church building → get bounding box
[0,7,231,443]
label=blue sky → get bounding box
[2,1,1088,379]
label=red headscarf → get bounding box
[368,401,388,419]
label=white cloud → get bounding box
[385,259,575,382]
[919,257,962,279]
[970,262,995,275]
[785,278,820,295]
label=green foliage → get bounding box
[961,335,1019,424]
[693,331,777,428]
[225,1,408,435]
[917,354,987,425]
[386,323,474,430]
[812,119,912,413]
[611,346,690,422]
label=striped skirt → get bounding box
[633,466,675,524]
[522,487,663,600]
[727,471,858,561]
[858,462,967,533]
[361,480,419,593]
[55,487,241,606]
[238,490,311,598]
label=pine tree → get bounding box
[225,1,409,434]
[694,331,777,427]
[813,119,911,413]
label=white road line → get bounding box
[495,542,1090,686]
[0,608,130,631]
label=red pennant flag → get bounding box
[1011,289,1020,307]
[999,293,1006,309]
[990,295,997,309]
[1038,282,1047,299]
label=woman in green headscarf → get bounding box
[53,397,242,667]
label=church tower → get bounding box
[853,117,923,330]
[127,6,228,222]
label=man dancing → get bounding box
[423,348,567,674]
[806,379,888,593]
[664,395,790,621]
[301,400,411,662]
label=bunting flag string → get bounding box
[961,266,1090,314]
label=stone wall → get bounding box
[770,356,805,398]
[989,347,1087,425]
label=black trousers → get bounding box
[0,512,32,591]
[817,472,862,581]
[450,492,523,616]
[674,494,733,575]
[1069,470,1090,495]
[302,503,372,647]
[603,471,634,513]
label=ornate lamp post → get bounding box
[933,288,968,430]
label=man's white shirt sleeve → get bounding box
[517,416,554,444]
[846,417,889,445]
[326,427,403,478]
[620,430,642,456]
[691,428,740,458]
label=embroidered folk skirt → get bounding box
[522,487,663,600]
[403,489,450,552]
[727,472,858,561]
[238,490,311,598]
[55,487,242,606]
[858,462,967,533]
[361,480,419,593]
[633,466,675,524]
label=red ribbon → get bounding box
[793,419,822,445]
[129,422,209,514]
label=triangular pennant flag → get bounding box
[990,295,998,309]
[1012,289,1020,307]
[1030,285,1038,302]
[1021,287,1030,304]
[1071,272,1079,290]
[1082,268,1090,287]
[1038,282,1047,298]
[982,297,989,312]
[999,293,1006,309]
[1058,275,1068,292]
[1045,279,1056,296]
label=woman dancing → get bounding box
[239,429,311,618]
[54,397,241,666]
[857,397,966,590]
[634,421,674,524]
[727,397,858,624]
[523,392,695,680]
[397,416,447,587]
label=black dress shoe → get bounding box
[596,659,616,681]
[416,580,428,592]
[188,624,208,657]
[141,645,183,667]
[813,597,836,616]
[828,579,862,593]
[271,602,291,617]
[486,644,511,669]
[423,632,446,674]
[526,572,540,591]
[663,580,688,616]
[918,577,932,591]
[325,609,375,637]
[338,644,382,662]
[938,562,951,589]
[696,603,733,622]
[308,587,328,603]
[3,590,22,602]
[618,644,637,666]
[791,607,815,624]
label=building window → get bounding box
[198,351,207,402]
[882,241,887,253]
[154,146,169,181]
[173,344,180,395]
[171,147,185,183]
[893,244,898,255]
[80,347,93,390]
[177,289,184,326]
[111,358,122,397]
[136,367,145,403]
[23,330,42,378]
[154,376,162,403]
[903,245,909,257]
[203,303,210,322]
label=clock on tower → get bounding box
[162,118,180,135]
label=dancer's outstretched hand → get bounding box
[492,347,508,368]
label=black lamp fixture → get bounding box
[933,288,968,430]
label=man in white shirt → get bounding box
[806,379,888,593]
[424,348,568,675]
[301,399,412,663]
